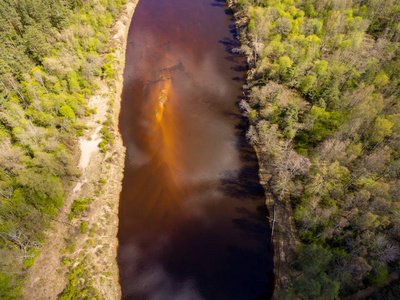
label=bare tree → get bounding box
[369,235,399,263]
[239,99,252,116]
[273,149,310,198]
[246,125,259,146]
[34,70,49,94]
[318,138,347,163]
[1,229,42,262]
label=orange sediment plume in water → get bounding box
[150,69,181,183]
[154,78,170,123]
[130,74,185,235]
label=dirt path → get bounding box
[21,1,138,299]
[345,271,399,300]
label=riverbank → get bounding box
[254,146,299,296]
[21,1,138,299]
[227,1,299,298]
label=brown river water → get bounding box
[117,0,274,299]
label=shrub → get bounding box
[79,222,89,234]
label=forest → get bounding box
[1,0,399,298]
[0,0,125,297]
[229,0,400,298]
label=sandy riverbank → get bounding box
[21,1,138,299]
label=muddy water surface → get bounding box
[118,0,273,299]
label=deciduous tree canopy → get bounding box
[230,0,400,298]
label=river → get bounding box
[117,0,273,299]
